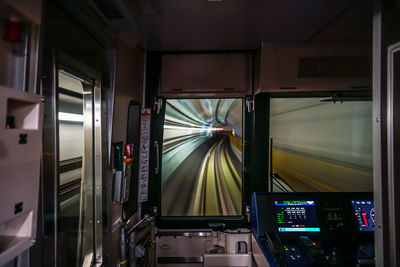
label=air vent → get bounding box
[280,87,297,90]
[87,0,137,30]
[351,86,371,89]
[92,0,123,20]
[298,56,371,78]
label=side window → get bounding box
[269,97,372,192]
[161,98,243,216]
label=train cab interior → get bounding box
[1,0,400,266]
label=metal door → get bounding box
[42,50,103,267]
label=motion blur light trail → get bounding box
[270,98,373,192]
[161,99,242,216]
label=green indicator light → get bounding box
[285,248,289,251]
[292,248,295,251]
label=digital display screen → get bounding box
[275,200,320,232]
[351,200,374,232]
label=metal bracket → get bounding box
[245,96,255,113]
[152,206,158,215]
[245,205,251,214]
[153,97,163,114]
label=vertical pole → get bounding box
[269,138,273,192]
[129,232,136,267]
[119,227,127,266]
[372,1,386,266]
[150,222,156,267]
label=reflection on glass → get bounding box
[59,188,81,267]
[161,99,242,216]
[270,98,373,192]
[58,71,85,267]
[58,70,95,267]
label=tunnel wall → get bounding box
[270,98,373,192]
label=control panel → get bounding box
[351,200,374,232]
[251,192,374,267]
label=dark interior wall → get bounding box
[112,42,144,143]
[43,1,107,74]
[110,40,144,266]
[251,94,270,194]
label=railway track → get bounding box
[191,135,242,216]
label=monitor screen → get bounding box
[275,200,321,232]
[351,200,374,232]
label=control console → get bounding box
[251,192,374,267]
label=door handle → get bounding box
[154,140,160,174]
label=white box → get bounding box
[0,85,43,265]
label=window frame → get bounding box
[155,96,248,229]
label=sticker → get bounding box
[138,109,151,202]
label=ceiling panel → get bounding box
[135,0,372,51]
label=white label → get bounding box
[138,108,151,202]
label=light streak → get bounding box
[58,112,84,122]
[164,125,224,131]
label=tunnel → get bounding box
[161,99,242,216]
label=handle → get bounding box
[154,140,160,174]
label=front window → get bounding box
[161,98,243,216]
[269,97,373,192]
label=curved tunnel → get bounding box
[161,99,242,216]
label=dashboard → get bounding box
[251,192,374,267]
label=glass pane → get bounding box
[57,70,94,267]
[59,187,81,267]
[57,71,85,267]
[270,98,373,192]
[58,96,84,162]
[161,98,243,216]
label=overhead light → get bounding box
[58,112,84,122]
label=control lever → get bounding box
[265,232,287,267]
[297,236,329,266]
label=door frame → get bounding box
[387,41,400,266]
[41,49,106,267]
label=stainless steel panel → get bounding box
[93,80,103,264]
[387,41,400,267]
[11,25,28,91]
[372,3,384,267]
[41,49,58,267]
[28,23,40,94]
[105,49,116,164]
[78,82,94,266]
